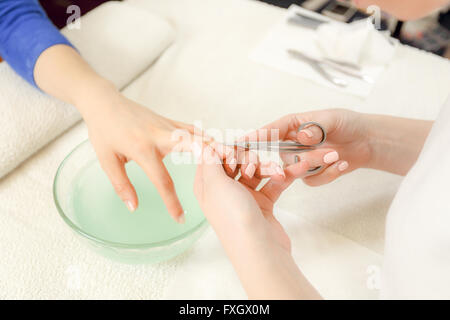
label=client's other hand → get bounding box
[193,143,310,251]
[193,143,322,299]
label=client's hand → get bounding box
[246,109,371,186]
[79,85,200,222]
[34,45,212,223]
[193,144,321,299]
[194,143,310,251]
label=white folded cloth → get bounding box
[0,1,175,178]
[250,5,397,97]
[316,20,396,67]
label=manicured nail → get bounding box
[323,151,339,164]
[338,161,348,172]
[276,165,285,177]
[125,200,136,212]
[229,158,237,172]
[245,163,256,178]
[300,129,313,138]
[177,212,186,224]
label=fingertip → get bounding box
[114,183,139,213]
[323,151,339,164]
[168,202,185,223]
[302,159,348,187]
[244,162,256,178]
[275,165,285,178]
[300,128,313,138]
[125,200,136,212]
[228,157,237,172]
[265,162,284,181]
[176,210,186,224]
[337,160,349,172]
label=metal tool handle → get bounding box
[309,60,348,87]
[288,49,348,87]
[229,122,327,152]
[321,60,373,83]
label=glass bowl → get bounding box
[53,140,208,264]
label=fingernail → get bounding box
[125,200,136,212]
[338,161,348,172]
[276,165,285,177]
[324,151,339,164]
[245,163,256,178]
[294,155,300,163]
[177,212,186,224]
[229,158,237,172]
[300,129,313,138]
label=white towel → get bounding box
[0,1,175,178]
[163,208,383,300]
[316,20,395,67]
[1,0,449,300]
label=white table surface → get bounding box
[1,0,449,299]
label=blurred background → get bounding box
[1,0,449,61]
[259,0,450,58]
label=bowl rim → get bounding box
[53,139,208,249]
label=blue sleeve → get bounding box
[0,0,75,87]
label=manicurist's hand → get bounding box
[34,45,199,222]
[245,109,365,186]
[194,143,321,299]
[247,108,434,186]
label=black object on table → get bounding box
[39,0,122,29]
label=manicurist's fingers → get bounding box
[241,111,340,148]
[281,148,339,170]
[291,122,326,146]
[135,149,185,224]
[248,114,301,142]
[255,161,286,180]
[302,160,349,187]
[99,152,138,212]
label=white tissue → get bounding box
[250,5,398,97]
[316,20,396,67]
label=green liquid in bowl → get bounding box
[71,160,204,245]
[54,142,207,264]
